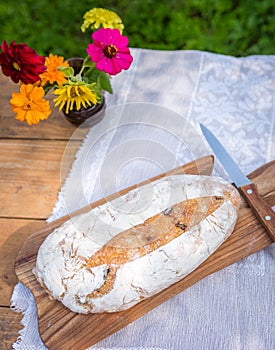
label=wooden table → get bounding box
[0,72,81,348]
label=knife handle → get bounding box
[239,183,275,241]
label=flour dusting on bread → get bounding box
[34,174,240,313]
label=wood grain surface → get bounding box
[0,71,78,348]
[15,157,275,350]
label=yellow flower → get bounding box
[81,8,124,33]
[40,53,69,86]
[53,83,98,113]
[10,84,51,125]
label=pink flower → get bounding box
[86,28,133,75]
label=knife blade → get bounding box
[200,123,275,241]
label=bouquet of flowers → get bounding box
[0,8,133,125]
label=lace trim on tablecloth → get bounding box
[10,283,47,350]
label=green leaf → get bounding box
[58,66,74,78]
[97,71,113,94]
[83,66,97,81]
[83,67,113,94]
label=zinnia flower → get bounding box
[0,40,46,84]
[10,84,51,125]
[53,83,98,113]
[81,8,124,33]
[40,53,69,86]
[86,28,133,75]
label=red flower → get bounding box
[0,40,46,84]
[86,28,133,75]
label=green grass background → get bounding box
[1,0,274,58]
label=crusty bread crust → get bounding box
[34,175,240,313]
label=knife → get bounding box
[200,123,275,241]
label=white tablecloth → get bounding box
[11,48,275,350]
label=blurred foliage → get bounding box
[0,0,275,57]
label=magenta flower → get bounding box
[86,28,133,75]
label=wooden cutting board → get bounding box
[15,155,275,350]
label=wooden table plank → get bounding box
[0,72,84,348]
[0,307,22,350]
[0,139,80,219]
[0,218,48,307]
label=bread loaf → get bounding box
[34,174,240,313]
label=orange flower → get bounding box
[40,53,69,86]
[10,84,51,125]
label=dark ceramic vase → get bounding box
[62,57,105,126]
[62,97,105,126]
